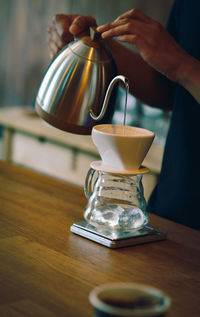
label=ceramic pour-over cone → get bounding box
[91,124,155,173]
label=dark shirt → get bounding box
[147,0,200,230]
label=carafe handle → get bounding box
[84,168,97,200]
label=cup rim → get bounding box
[89,282,171,317]
[92,124,155,138]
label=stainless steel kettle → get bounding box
[35,28,128,134]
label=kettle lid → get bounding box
[68,29,114,63]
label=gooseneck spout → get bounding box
[89,75,129,121]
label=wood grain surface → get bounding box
[0,161,199,316]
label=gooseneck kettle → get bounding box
[35,28,128,134]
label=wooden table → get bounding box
[0,161,199,316]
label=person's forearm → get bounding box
[104,39,173,110]
[177,54,200,104]
[106,39,200,106]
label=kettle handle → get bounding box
[84,168,98,200]
[90,75,129,121]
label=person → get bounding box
[48,0,200,230]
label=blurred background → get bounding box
[0,0,174,199]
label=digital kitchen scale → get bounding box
[70,221,166,249]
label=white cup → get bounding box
[89,282,171,317]
[92,124,155,171]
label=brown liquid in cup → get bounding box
[102,295,161,309]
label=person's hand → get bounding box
[97,9,190,83]
[48,14,97,59]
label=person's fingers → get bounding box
[48,39,60,59]
[97,19,143,39]
[52,14,78,41]
[97,8,152,34]
[69,15,97,35]
[116,8,152,23]
[51,14,97,40]
[117,34,138,45]
[53,14,77,33]
[48,14,97,59]
[48,49,56,60]
[47,25,63,48]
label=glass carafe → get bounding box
[84,168,148,232]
